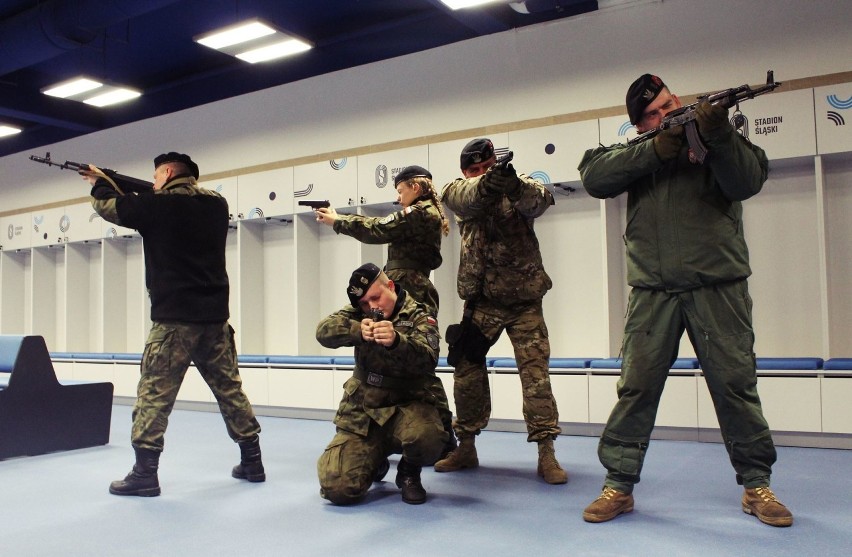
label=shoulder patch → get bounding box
[427,333,440,350]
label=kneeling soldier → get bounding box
[316,263,447,505]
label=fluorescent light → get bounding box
[440,0,501,9]
[0,125,22,137]
[235,38,312,63]
[83,87,142,107]
[195,21,277,50]
[41,76,142,107]
[195,19,312,63]
[42,77,103,98]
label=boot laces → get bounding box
[540,451,561,469]
[597,486,620,501]
[754,487,780,503]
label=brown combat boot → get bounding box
[583,487,634,523]
[742,487,793,527]
[537,438,568,484]
[434,437,478,472]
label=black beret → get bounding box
[154,152,200,179]
[394,165,432,186]
[347,263,381,307]
[626,74,667,125]
[460,138,495,170]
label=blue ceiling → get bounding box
[0,0,598,159]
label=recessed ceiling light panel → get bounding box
[42,77,103,99]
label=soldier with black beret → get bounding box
[313,164,458,460]
[579,74,792,526]
[316,263,447,505]
[437,138,568,485]
[82,152,264,497]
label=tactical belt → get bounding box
[385,259,431,275]
[354,367,420,390]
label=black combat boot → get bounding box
[374,457,390,483]
[109,447,161,497]
[395,458,427,505]
[231,435,266,482]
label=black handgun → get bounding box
[298,200,330,209]
[493,150,514,170]
[370,308,384,322]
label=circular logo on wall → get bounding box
[7,224,13,240]
[375,165,388,188]
[59,214,71,233]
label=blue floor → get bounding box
[3,405,851,556]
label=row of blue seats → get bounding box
[48,353,852,371]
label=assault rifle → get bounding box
[29,152,153,194]
[298,200,331,209]
[628,70,782,164]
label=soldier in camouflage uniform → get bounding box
[314,165,456,456]
[316,263,446,505]
[436,138,568,485]
[84,152,263,497]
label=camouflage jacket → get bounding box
[332,197,443,274]
[441,173,554,302]
[316,287,441,436]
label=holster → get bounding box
[445,303,492,367]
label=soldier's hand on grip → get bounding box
[360,318,376,343]
[695,100,731,141]
[481,163,521,197]
[652,125,684,162]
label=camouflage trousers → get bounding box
[386,267,453,434]
[452,298,560,442]
[599,283,777,493]
[131,321,261,452]
[317,403,445,505]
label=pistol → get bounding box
[493,150,514,170]
[298,200,331,209]
[370,308,384,322]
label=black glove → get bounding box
[481,163,521,198]
[90,178,121,200]
[695,100,731,141]
[652,125,684,162]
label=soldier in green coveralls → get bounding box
[83,152,264,497]
[316,263,446,505]
[313,166,456,458]
[578,74,792,526]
